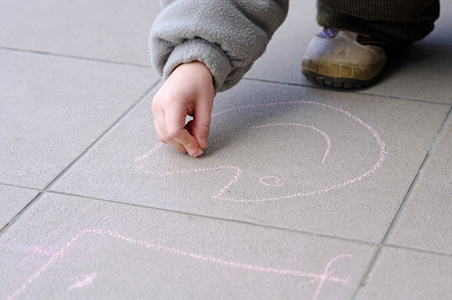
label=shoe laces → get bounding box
[318,27,390,47]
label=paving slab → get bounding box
[0,0,158,66]
[0,49,157,189]
[386,114,452,254]
[356,247,452,300]
[246,1,452,103]
[0,192,376,300]
[362,1,452,104]
[51,80,449,242]
[0,185,38,230]
[245,0,318,86]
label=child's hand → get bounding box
[152,61,215,157]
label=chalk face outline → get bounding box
[5,229,353,300]
[136,101,387,202]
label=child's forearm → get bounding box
[149,0,289,92]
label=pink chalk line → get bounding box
[250,123,331,164]
[68,273,98,291]
[0,243,53,257]
[6,229,352,300]
[0,243,54,269]
[259,175,284,187]
[136,101,387,202]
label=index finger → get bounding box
[165,106,203,157]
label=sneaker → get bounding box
[302,28,388,89]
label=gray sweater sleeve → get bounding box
[149,0,289,92]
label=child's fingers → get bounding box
[165,106,203,157]
[153,108,187,153]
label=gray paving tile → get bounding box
[0,192,376,300]
[362,2,452,103]
[0,185,38,230]
[386,115,452,254]
[0,0,159,66]
[356,247,452,300]
[245,0,318,86]
[246,1,452,103]
[51,80,449,242]
[0,49,156,188]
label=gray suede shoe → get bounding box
[302,28,388,89]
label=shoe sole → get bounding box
[302,69,375,89]
[302,57,386,89]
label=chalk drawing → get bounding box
[259,175,285,187]
[136,101,387,202]
[250,123,331,164]
[5,229,352,300]
[68,272,98,291]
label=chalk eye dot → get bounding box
[259,176,284,187]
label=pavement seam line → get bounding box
[0,80,161,236]
[0,46,151,69]
[381,104,452,244]
[427,105,452,154]
[0,183,41,192]
[44,190,379,247]
[243,77,452,105]
[351,243,452,300]
[44,81,160,192]
[351,104,452,299]
[350,246,382,300]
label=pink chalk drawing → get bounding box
[136,101,387,202]
[5,229,352,300]
[68,272,98,291]
[250,123,332,164]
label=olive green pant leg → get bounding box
[317,0,440,46]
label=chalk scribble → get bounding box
[6,229,352,300]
